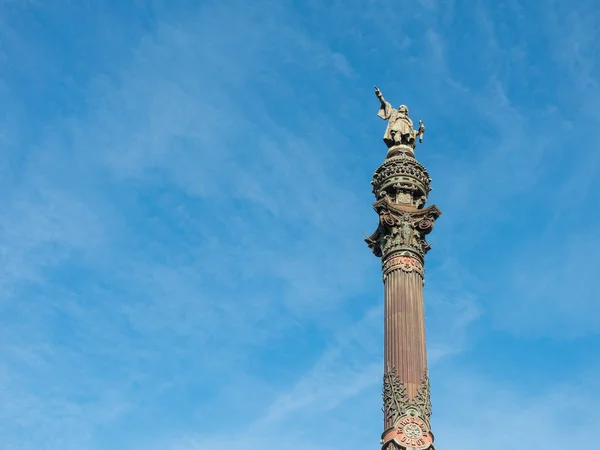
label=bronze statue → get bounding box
[375,86,425,149]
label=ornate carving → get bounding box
[381,368,434,450]
[371,155,432,209]
[384,441,436,450]
[383,442,402,450]
[382,254,424,279]
[365,233,383,258]
[382,415,434,450]
[396,192,412,204]
[404,423,422,439]
[414,372,432,419]
[365,199,441,261]
[383,368,410,426]
[383,441,403,450]
[382,368,432,425]
[372,156,431,190]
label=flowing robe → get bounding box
[377,101,415,146]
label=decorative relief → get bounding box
[365,233,383,258]
[382,255,424,279]
[381,368,434,450]
[382,368,431,425]
[396,192,412,205]
[383,442,402,450]
[380,226,424,259]
[371,155,432,209]
[372,157,431,188]
[382,368,409,426]
[365,200,441,261]
[383,440,405,450]
[381,415,434,450]
[383,439,435,450]
[404,422,422,439]
[414,372,432,419]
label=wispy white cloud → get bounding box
[426,258,483,363]
[434,367,600,449]
[0,2,375,448]
[152,294,484,450]
[262,306,382,422]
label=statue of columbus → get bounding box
[375,85,425,150]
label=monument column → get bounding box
[366,86,441,450]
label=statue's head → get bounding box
[398,105,409,115]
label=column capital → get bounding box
[365,198,441,261]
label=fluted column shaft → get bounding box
[382,253,427,431]
[384,262,426,391]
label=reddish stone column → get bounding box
[383,254,427,400]
[366,142,440,450]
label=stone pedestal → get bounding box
[366,146,441,450]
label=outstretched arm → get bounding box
[375,85,392,120]
[374,85,386,106]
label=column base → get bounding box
[382,441,435,450]
[382,369,434,450]
[380,419,434,450]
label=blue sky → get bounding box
[1,0,599,448]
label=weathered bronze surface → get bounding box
[375,86,425,152]
[366,87,440,450]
